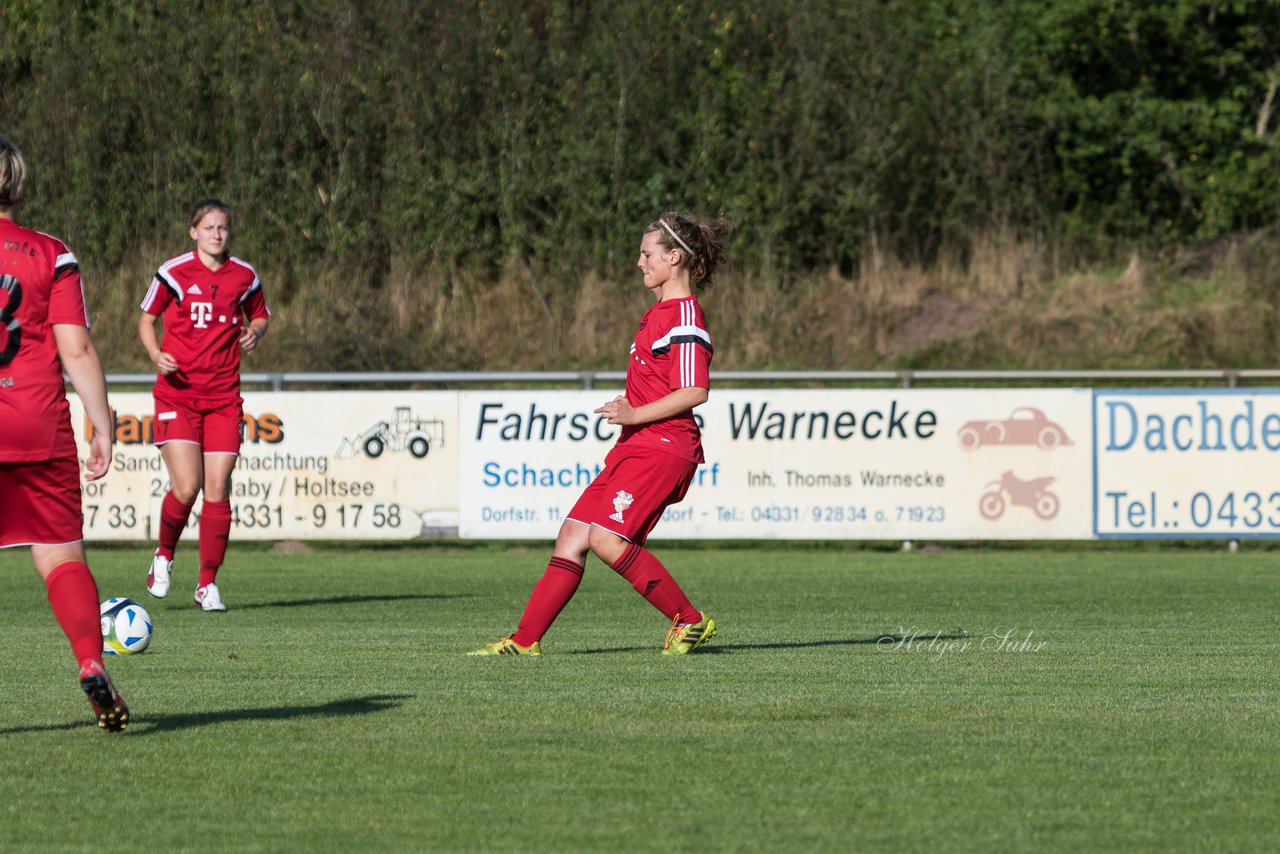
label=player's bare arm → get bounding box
[595,386,709,426]
[138,312,178,374]
[52,323,113,482]
[239,316,269,353]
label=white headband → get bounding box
[659,219,695,257]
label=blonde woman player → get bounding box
[471,211,731,656]
[139,199,270,612]
[0,134,129,730]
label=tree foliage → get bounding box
[2,0,1278,286]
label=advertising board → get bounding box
[66,385,1278,542]
[68,391,459,541]
[459,389,1094,539]
[1093,389,1280,538]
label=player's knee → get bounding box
[170,482,201,504]
[554,520,589,555]
[31,543,87,579]
[587,527,627,564]
[202,487,227,502]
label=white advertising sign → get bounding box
[459,389,1094,539]
[1093,389,1280,538]
[69,391,459,541]
[72,384,1280,542]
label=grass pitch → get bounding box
[1,543,1277,852]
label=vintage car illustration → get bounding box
[957,407,1072,450]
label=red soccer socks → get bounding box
[609,543,697,624]
[44,561,103,666]
[156,491,195,560]
[511,557,585,647]
[198,498,232,588]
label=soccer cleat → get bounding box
[194,583,227,612]
[79,661,129,732]
[466,637,542,656]
[663,611,717,655]
[146,552,172,598]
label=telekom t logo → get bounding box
[190,301,214,328]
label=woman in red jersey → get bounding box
[471,211,731,656]
[138,199,270,612]
[0,135,129,730]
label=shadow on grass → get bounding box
[567,633,970,655]
[0,693,412,737]
[231,593,471,610]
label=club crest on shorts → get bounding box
[609,490,634,522]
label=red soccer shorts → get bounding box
[153,393,244,454]
[0,455,83,547]
[565,443,697,544]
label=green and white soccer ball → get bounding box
[100,598,153,655]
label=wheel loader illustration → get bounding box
[336,406,445,460]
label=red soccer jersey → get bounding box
[616,295,713,463]
[140,251,270,402]
[0,219,89,462]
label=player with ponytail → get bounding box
[471,211,732,656]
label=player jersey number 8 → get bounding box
[0,274,21,366]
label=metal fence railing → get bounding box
[102,369,1280,391]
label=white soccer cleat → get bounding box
[194,583,227,612]
[147,553,172,598]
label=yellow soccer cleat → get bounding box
[662,611,717,655]
[79,661,129,732]
[467,637,542,656]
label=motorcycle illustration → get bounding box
[979,470,1060,520]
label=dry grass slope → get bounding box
[85,228,1280,374]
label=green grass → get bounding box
[1,545,1278,852]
